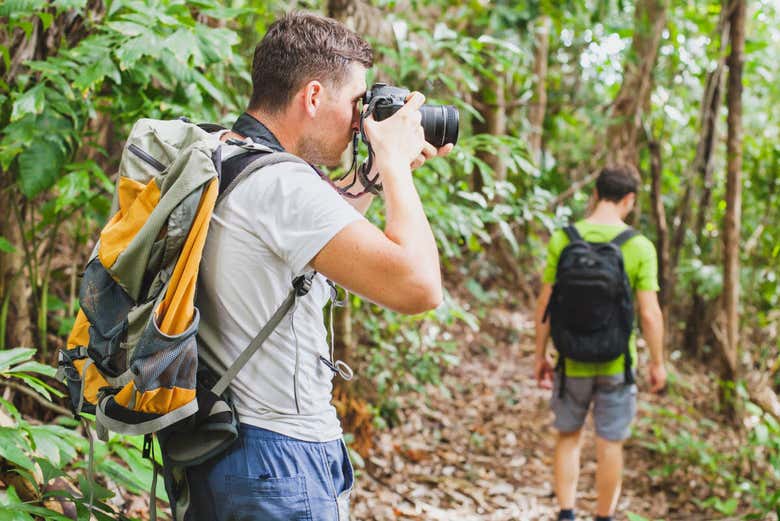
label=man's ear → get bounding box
[302,80,324,118]
[623,192,637,211]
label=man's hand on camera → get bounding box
[362,91,427,172]
[411,142,454,170]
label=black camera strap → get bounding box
[334,97,385,197]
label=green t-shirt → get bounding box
[542,220,660,377]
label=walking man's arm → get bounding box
[636,289,666,392]
[534,283,554,389]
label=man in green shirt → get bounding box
[534,166,667,521]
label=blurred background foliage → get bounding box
[0,0,779,518]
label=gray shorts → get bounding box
[551,372,637,441]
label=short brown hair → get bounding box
[249,12,373,112]
[595,165,640,202]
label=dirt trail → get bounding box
[350,308,670,521]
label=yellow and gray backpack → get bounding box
[57,118,315,473]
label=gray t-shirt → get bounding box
[196,159,363,442]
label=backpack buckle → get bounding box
[142,433,153,459]
[293,274,314,296]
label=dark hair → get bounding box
[595,165,640,202]
[249,12,373,112]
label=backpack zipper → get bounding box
[128,144,166,172]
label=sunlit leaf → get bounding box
[10,84,46,122]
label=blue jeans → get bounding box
[166,424,354,521]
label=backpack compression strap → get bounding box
[211,273,315,396]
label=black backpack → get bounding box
[544,225,637,396]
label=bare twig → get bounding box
[0,379,72,417]
[547,167,601,212]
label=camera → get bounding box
[363,83,459,147]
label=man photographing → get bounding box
[165,11,452,521]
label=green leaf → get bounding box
[52,0,88,10]
[10,361,56,377]
[0,237,16,253]
[192,70,225,105]
[456,191,488,208]
[0,44,9,72]
[201,6,253,20]
[10,84,46,122]
[165,29,200,65]
[106,21,147,37]
[5,503,72,521]
[8,373,62,401]
[28,426,78,467]
[497,219,519,254]
[0,427,35,471]
[0,489,34,520]
[37,11,53,30]
[0,348,35,373]
[0,397,20,424]
[18,139,67,198]
[713,497,739,514]
[115,35,159,70]
[72,55,120,91]
[35,457,67,487]
[0,0,47,19]
[77,474,115,502]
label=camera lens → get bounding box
[420,105,459,147]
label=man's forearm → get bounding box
[534,286,553,359]
[641,311,664,365]
[379,159,440,280]
[535,322,550,359]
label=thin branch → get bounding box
[547,168,601,212]
[0,379,72,417]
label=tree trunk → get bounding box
[528,15,551,165]
[472,74,507,191]
[606,0,668,169]
[0,186,33,349]
[671,56,726,269]
[721,0,745,383]
[648,139,670,310]
[676,5,731,356]
[326,0,394,45]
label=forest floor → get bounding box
[349,305,741,521]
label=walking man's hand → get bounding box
[648,361,667,393]
[535,355,554,390]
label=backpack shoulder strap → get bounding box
[563,224,583,243]
[217,149,308,203]
[197,122,227,133]
[611,227,638,247]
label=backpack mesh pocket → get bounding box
[80,258,135,377]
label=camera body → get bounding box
[363,83,459,147]
[366,84,414,122]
